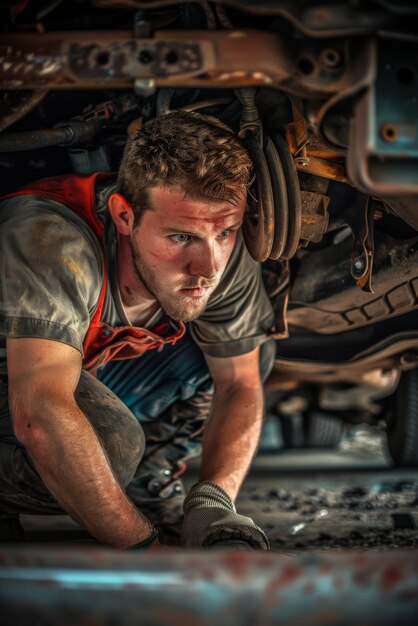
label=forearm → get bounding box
[199,384,263,501]
[17,399,152,549]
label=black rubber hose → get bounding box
[0,119,102,152]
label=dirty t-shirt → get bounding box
[0,187,274,375]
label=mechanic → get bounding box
[0,111,275,550]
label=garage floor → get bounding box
[14,422,418,551]
[2,422,418,626]
[238,424,418,552]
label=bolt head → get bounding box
[134,79,156,97]
[138,49,153,64]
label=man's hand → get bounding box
[188,347,269,549]
[181,481,269,550]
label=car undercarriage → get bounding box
[2,0,418,467]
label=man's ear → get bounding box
[108,193,135,235]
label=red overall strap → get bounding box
[2,174,186,370]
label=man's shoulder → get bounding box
[0,191,103,253]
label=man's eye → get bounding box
[218,229,231,239]
[170,234,191,243]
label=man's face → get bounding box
[130,186,246,321]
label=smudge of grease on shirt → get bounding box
[60,256,80,274]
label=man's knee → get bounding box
[75,371,146,487]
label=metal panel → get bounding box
[0,29,372,97]
[0,546,417,625]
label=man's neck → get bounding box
[122,298,160,328]
[116,234,159,326]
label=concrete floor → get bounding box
[15,422,418,551]
[236,423,418,551]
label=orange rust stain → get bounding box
[61,255,80,274]
[273,563,302,587]
[379,565,404,592]
[221,552,251,581]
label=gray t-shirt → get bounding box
[0,187,274,372]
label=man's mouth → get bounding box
[180,286,209,298]
[179,282,216,298]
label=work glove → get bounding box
[181,481,269,550]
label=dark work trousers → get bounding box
[98,332,275,520]
[0,329,275,519]
[0,371,145,516]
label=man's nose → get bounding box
[188,243,218,278]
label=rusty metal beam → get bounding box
[0,29,373,98]
[91,0,417,38]
[0,546,417,625]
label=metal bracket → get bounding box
[348,194,375,293]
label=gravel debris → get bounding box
[239,476,418,551]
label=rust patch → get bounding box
[272,563,302,587]
[221,552,252,581]
[379,565,404,592]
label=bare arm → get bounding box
[7,337,153,549]
[199,346,263,502]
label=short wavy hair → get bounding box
[117,110,253,222]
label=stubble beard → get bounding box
[130,238,212,322]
